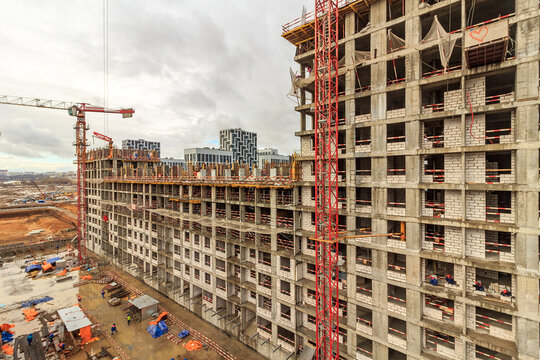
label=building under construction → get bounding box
[86,0,540,359]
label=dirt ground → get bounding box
[0,208,76,244]
[77,264,267,360]
[79,282,222,360]
[56,202,78,215]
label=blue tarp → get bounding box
[178,330,189,339]
[21,296,54,308]
[146,324,163,338]
[157,321,168,334]
[46,257,61,264]
[25,264,42,273]
[2,331,14,343]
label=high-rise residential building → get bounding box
[122,139,161,157]
[85,1,540,360]
[257,148,290,168]
[184,147,233,166]
[219,128,257,166]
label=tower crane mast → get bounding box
[313,1,340,359]
[0,95,134,263]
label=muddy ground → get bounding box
[0,207,77,245]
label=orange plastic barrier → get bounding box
[22,308,39,322]
[2,344,13,355]
[81,275,92,280]
[42,263,53,272]
[149,311,168,325]
[79,325,93,344]
[183,340,203,351]
[57,269,67,276]
[70,266,82,271]
[0,323,14,332]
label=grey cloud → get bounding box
[0,0,306,171]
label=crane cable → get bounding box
[103,0,109,135]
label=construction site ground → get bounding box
[0,179,76,205]
[79,265,266,360]
[0,206,77,245]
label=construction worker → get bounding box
[101,289,106,299]
[126,313,132,326]
[111,323,118,336]
[501,288,512,297]
[59,342,65,351]
[48,331,54,342]
[27,333,33,346]
[77,295,82,303]
[429,275,438,286]
[445,274,456,285]
[473,280,485,292]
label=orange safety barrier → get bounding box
[81,275,92,280]
[149,311,167,325]
[57,269,67,276]
[70,266,82,271]
[0,323,14,332]
[2,344,13,355]
[183,340,203,351]
[42,263,53,272]
[79,325,99,345]
[22,308,39,322]
[149,311,168,325]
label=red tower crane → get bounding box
[0,95,134,263]
[313,1,340,360]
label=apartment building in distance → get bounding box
[184,147,233,166]
[85,1,540,359]
[220,128,258,167]
[122,138,161,157]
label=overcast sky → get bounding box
[0,1,307,172]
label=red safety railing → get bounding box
[387,168,406,176]
[388,263,406,272]
[356,316,373,327]
[356,257,372,265]
[388,295,406,304]
[356,346,373,357]
[485,92,514,104]
[422,64,462,78]
[259,192,270,203]
[277,216,294,228]
[355,139,371,146]
[257,323,272,334]
[215,208,226,218]
[387,78,406,86]
[258,258,272,267]
[485,128,512,142]
[424,169,445,182]
[280,264,291,272]
[277,333,295,346]
[388,201,406,208]
[388,327,407,338]
[281,0,351,34]
[476,314,512,327]
[475,350,506,360]
[216,264,225,272]
[485,168,512,183]
[259,213,271,224]
[423,103,445,112]
[244,212,255,223]
[425,299,455,321]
